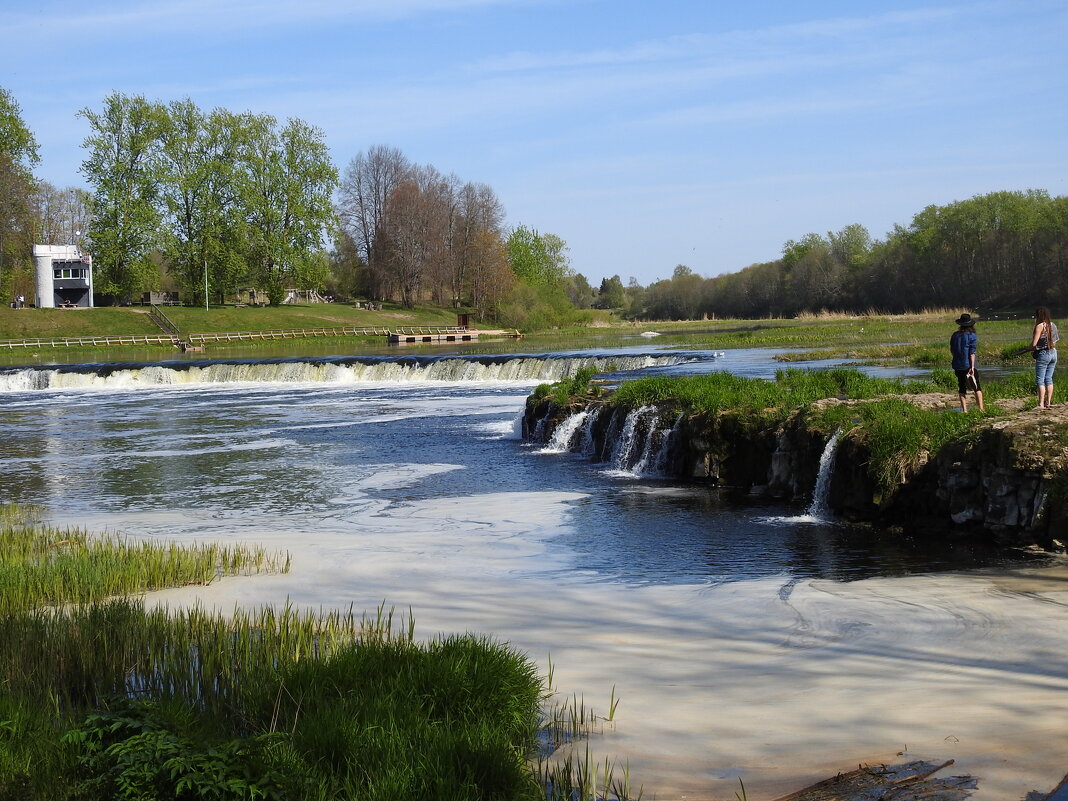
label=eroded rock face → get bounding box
[523,395,1068,546]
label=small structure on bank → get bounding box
[32,245,93,308]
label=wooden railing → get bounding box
[188,326,394,343]
[0,325,518,350]
[0,334,180,349]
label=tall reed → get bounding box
[0,509,618,800]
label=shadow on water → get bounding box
[543,479,1050,587]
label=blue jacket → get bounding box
[950,330,976,371]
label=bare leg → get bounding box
[1047,384,1054,408]
[959,394,968,413]
[1038,385,1050,408]
[975,390,984,412]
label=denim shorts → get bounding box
[1035,348,1058,387]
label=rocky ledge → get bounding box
[524,392,1068,547]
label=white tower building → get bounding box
[32,244,94,308]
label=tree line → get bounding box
[3,85,1065,322]
[1,87,585,324]
[623,190,1068,320]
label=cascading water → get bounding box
[611,405,658,472]
[0,353,696,392]
[539,409,590,453]
[806,430,841,520]
[532,407,553,442]
[649,413,684,475]
[579,407,602,457]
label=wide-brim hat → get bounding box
[955,313,975,325]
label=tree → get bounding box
[596,275,626,310]
[158,100,251,303]
[506,226,570,286]
[0,87,39,176]
[336,145,411,299]
[0,87,40,302]
[467,229,513,321]
[79,92,168,299]
[451,181,505,307]
[33,182,90,247]
[239,114,338,305]
[327,228,366,299]
[566,272,596,309]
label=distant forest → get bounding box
[622,190,1067,319]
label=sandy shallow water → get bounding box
[141,490,1068,801]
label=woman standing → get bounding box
[950,313,984,412]
[1030,307,1059,408]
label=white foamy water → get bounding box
[2,353,1065,800]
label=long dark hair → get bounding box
[1035,307,1052,326]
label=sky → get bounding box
[3,0,1067,287]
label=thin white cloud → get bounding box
[1,0,546,38]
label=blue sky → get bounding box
[4,0,1066,287]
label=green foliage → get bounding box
[78,92,169,299]
[496,281,593,332]
[813,397,979,495]
[546,366,602,405]
[0,510,552,801]
[0,517,286,616]
[63,699,286,801]
[0,87,40,173]
[506,226,570,287]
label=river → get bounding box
[1,344,1065,800]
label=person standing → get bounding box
[950,313,984,412]
[1030,307,1059,408]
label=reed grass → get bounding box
[0,513,288,616]
[0,509,632,800]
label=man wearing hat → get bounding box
[950,313,984,412]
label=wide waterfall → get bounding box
[0,352,694,392]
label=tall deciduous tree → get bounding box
[79,92,168,299]
[0,87,40,301]
[32,182,90,247]
[506,225,571,286]
[239,115,338,305]
[159,100,249,303]
[336,145,411,299]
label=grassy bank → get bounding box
[0,507,555,800]
[0,507,630,801]
[0,303,464,340]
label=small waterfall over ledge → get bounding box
[806,430,841,520]
[533,402,677,478]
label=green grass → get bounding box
[808,397,983,495]
[609,367,943,418]
[0,303,466,342]
[0,510,287,616]
[0,507,632,801]
[539,366,1043,502]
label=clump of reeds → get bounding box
[0,518,289,616]
[0,509,629,800]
